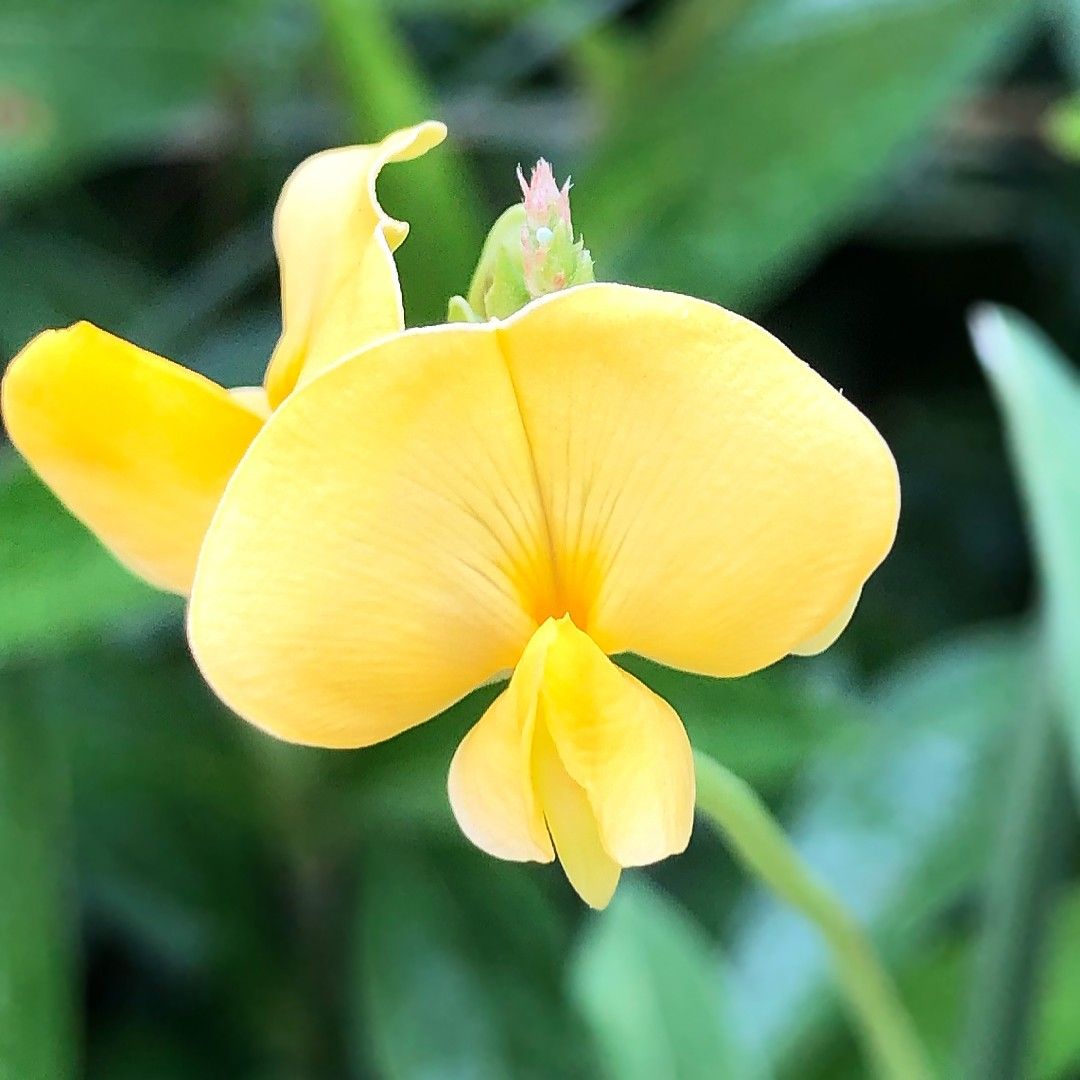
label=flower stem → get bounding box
[693,750,933,1080]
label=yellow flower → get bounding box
[0,121,446,593]
[184,283,900,908]
[1,123,898,908]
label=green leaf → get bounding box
[970,306,1080,789]
[578,0,1033,307]
[0,669,76,1080]
[728,623,1033,1068]
[570,880,769,1080]
[0,456,177,660]
[694,750,932,1080]
[352,843,588,1079]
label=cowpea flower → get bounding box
[1,124,899,908]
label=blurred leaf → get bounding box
[0,0,298,194]
[1041,93,1080,160]
[332,683,498,836]
[0,227,156,357]
[970,307,1080,790]
[570,879,769,1080]
[579,0,1033,306]
[1031,887,1080,1079]
[353,843,589,1079]
[0,669,75,1080]
[387,0,544,13]
[957,688,1066,1079]
[829,887,1080,1080]
[0,456,177,660]
[122,222,275,377]
[729,623,1033,1069]
[694,749,933,1080]
[41,642,331,1072]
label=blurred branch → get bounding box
[694,750,933,1080]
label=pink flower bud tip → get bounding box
[517,159,572,230]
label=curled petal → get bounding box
[228,385,272,420]
[1,323,262,594]
[264,121,446,407]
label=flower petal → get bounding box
[188,325,551,748]
[1,322,262,594]
[264,120,447,407]
[448,622,555,863]
[533,720,621,909]
[497,284,900,677]
[539,616,694,867]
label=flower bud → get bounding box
[449,159,594,322]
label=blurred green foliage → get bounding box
[4,0,1080,1077]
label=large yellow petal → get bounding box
[496,284,900,677]
[1,322,263,594]
[539,616,694,867]
[448,621,555,863]
[188,325,552,748]
[264,121,447,408]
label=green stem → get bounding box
[693,750,933,1080]
[960,695,1068,1080]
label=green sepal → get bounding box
[464,204,528,319]
[447,295,481,323]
